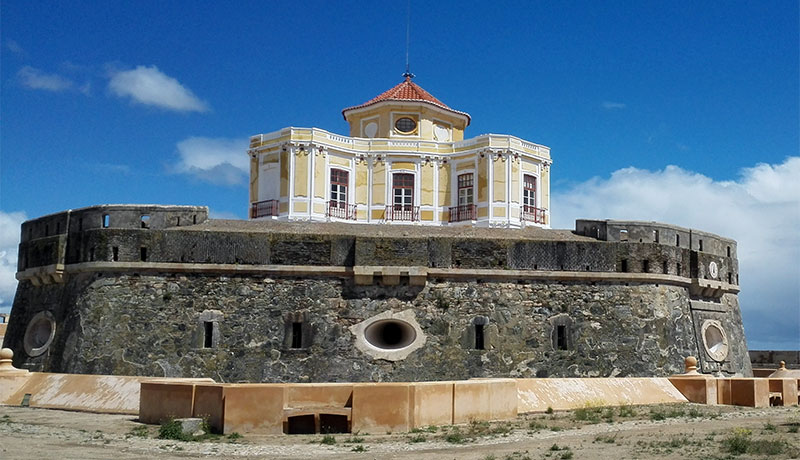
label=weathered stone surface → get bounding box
[5,272,750,382]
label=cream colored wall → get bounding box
[372,162,386,206]
[355,162,368,205]
[477,157,488,203]
[492,157,506,202]
[438,163,451,218]
[420,162,434,206]
[279,151,289,198]
[313,153,325,199]
[249,157,258,202]
[511,160,520,203]
[294,152,309,197]
[345,103,467,141]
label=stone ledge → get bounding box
[16,261,740,294]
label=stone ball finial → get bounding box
[779,360,787,370]
[0,348,12,360]
[684,356,698,373]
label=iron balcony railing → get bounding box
[385,205,420,222]
[251,199,279,218]
[448,204,476,222]
[327,201,357,220]
[521,205,546,224]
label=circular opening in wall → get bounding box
[24,311,56,357]
[701,320,729,362]
[394,117,417,134]
[364,319,416,350]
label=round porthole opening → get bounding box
[364,319,416,350]
[24,311,56,357]
[701,320,729,362]
[394,117,417,134]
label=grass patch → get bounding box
[128,425,149,438]
[594,433,617,444]
[721,427,796,456]
[617,404,636,418]
[444,428,466,444]
[320,434,336,445]
[351,444,368,452]
[408,434,427,443]
[158,419,194,442]
[344,436,364,443]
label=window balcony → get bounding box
[448,204,476,222]
[327,201,357,220]
[521,205,546,224]
[251,199,279,218]
[385,205,419,222]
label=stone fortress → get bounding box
[4,76,751,383]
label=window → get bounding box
[141,215,150,229]
[653,230,659,243]
[330,169,349,206]
[393,173,414,210]
[394,117,416,134]
[475,324,485,350]
[676,234,680,246]
[103,214,110,228]
[523,174,536,209]
[112,246,119,261]
[699,239,704,251]
[643,260,649,273]
[203,321,214,348]
[140,247,148,262]
[727,246,731,257]
[458,173,474,206]
[556,325,567,350]
[291,322,303,349]
[619,229,628,241]
[620,259,628,272]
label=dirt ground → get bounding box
[0,403,798,460]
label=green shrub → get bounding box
[445,429,466,444]
[320,434,336,445]
[158,419,193,442]
[721,428,751,455]
[351,445,368,452]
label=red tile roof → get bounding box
[342,76,471,125]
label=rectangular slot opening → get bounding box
[642,260,649,273]
[112,246,119,261]
[103,214,110,228]
[653,230,659,243]
[727,246,731,257]
[291,322,303,349]
[89,247,95,261]
[141,215,150,229]
[676,234,680,246]
[287,415,316,435]
[203,321,213,348]
[319,414,350,434]
[677,263,682,276]
[475,324,485,350]
[140,247,148,262]
[556,325,567,350]
[662,261,668,274]
[620,259,628,272]
[699,239,703,251]
[619,229,628,241]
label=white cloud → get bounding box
[0,211,26,309]
[552,157,800,350]
[601,101,626,110]
[108,65,208,112]
[173,137,249,185]
[6,40,24,55]
[17,66,74,92]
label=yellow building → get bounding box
[248,76,551,227]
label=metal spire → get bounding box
[402,0,415,80]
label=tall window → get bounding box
[458,173,474,205]
[330,169,348,207]
[393,173,414,209]
[523,174,537,208]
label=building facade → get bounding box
[249,77,551,227]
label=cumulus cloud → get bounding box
[601,101,626,110]
[17,66,75,92]
[173,137,249,185]
[0,211,26,311]
[552,157,800,349]
[108,65,208,112]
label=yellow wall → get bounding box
[294,201,308,213]
[355,162,368,205]
[294,152,309,197]
[438,163,451,209]
[330,155,349,167]
[421,162,434,206]
[493,157,506,202]
[511,160,520,203]
[345,102,468,141]
[372,162,386,205]
[249,157,258,202]
[279,151,289,198]
[420,210,434,221]
[392,162,415,171]
[313,154,325,199]
[477,157,488,202]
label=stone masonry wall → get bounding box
[6,271,750,382]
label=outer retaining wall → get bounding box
[515,377,687,412]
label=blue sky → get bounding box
[1,1,798,350]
